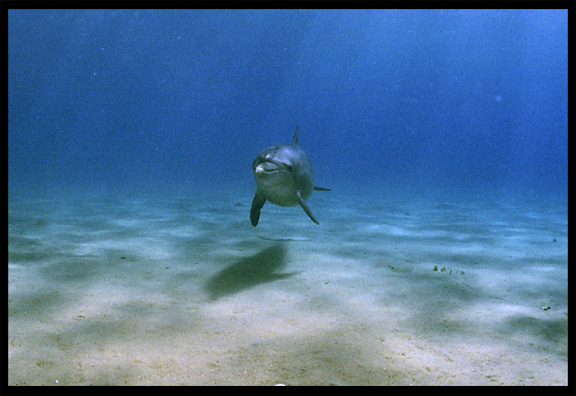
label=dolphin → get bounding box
[250,126,330,226]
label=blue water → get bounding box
[8,9,568,198]
[8,9,570,386]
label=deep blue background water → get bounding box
[8,9,568,198]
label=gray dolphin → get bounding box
[250,126,330,226]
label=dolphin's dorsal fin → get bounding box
[292,125,300,145]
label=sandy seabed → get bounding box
[8,185,568,386]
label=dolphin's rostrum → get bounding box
[250,126,330,226]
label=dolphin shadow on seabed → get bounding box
[203,244,296,301]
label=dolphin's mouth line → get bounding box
[254,159,289,173]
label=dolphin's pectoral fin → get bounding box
[297,190,319,225]
[314,186,331,192]
[250,191,267,227]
